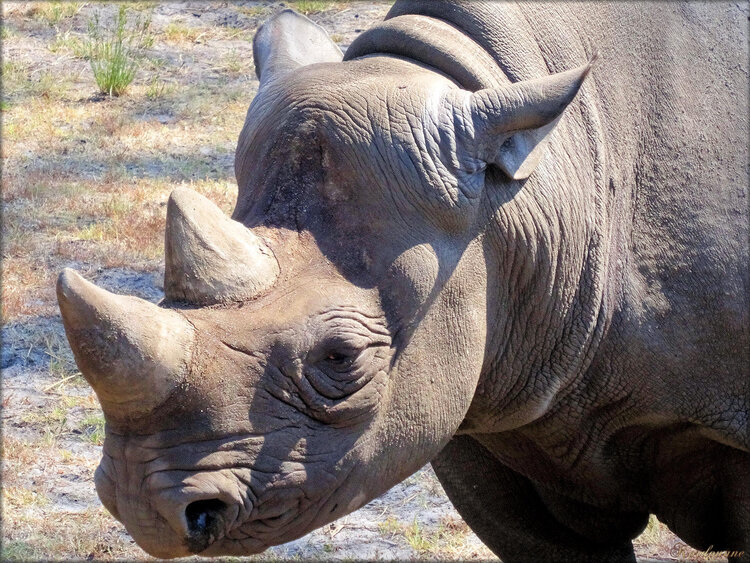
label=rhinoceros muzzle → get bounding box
[56,187,284,556]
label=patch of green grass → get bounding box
[21,405,67,440]
[85,5,154,97]
[142,55,168,72]
[130,1,158,12]
[2,60,30,93]
[48,30,88,58]
[378,516,402,536]
[43,332,78,378]
[75,222,117,242]
[0,539,39,561]
[31,1,85,27]
[145,77,176,100]
[288,1,336,15]
[237,5,272,18]
[102,196,134,219]
[4,486,51,510]
[377,513,487,558]
[1,62,72,102]
[220,50,249,76]
[1,24,18,40]
[33,71,72,100]
[21,182,48,203]
[2,216,30,255]
[48,352,75,379]
[404,518,434,552]
[4,120,18,139]
[81,412,106,445]
[59,395,84,409]
[163,21,202,43]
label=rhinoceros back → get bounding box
[385,0,749,407]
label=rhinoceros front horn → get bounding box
[164,188,279,305]
[57,269,194,420]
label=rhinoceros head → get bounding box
[57,9,591,558]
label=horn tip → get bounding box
[166,187,222,229]
[168,186,198,205]
[57,269,122,331]
[582,51,600,78]
[58,266,82,285]
[168,186,212,213]
[57,268,86,303]
[57,268,103,331]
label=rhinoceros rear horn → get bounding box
[57,269,194,420]
[253,9,343,86]
[457,55,597,180]
[164,188,279,305]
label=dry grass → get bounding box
[1,3,243,322]
[632,515,734,562]
[0,5,251,554]
[377,513,494,559]
[287,1,337,15]
[3,503,140,561]
[162,21,203,44]
[26,1,86,26]
[2,432,142,560]
[2,381,146,560]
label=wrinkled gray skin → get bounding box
[56,2,749,561]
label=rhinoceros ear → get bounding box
[448,56,596,181]
[253,9,343,86]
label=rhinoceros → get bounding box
[56,1,748,561]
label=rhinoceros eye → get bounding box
[322,349,358,371]
[326,351,347,362]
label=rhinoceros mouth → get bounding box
[197,503,312,556]
[100,426,359,557]
[195,469,353,556]
[179,486,306,555]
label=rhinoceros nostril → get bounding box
[184,498,228,553]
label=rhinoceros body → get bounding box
[57,1,748,561]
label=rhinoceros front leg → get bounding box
[432,435,641,562]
